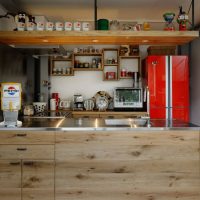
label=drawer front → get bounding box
[0,145,54,160]
[0,131,55,144]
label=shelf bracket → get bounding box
[94,0,98,30]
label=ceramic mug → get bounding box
[37,22,45,31]
[65,22,72,31]
[26,22,35,31]
[73,22,81,31]
[82,22,90,31]
[59,100,71,110]
[55,22,63,31]
[50,98,57,111]
[46,22,54,31]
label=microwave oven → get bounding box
[114,87,143,110]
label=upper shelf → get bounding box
[0,31,198,45]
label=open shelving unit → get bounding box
[103,48,119,81]
[73,52,103,71]
[50,57,74,76]
[119,55,141,79]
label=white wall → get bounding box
[51,72,133,100]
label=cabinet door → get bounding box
[0,160,21,200]
[22,160,54,200]
[55,131,200,200]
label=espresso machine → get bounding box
[0,83,22,127]
[73,94,84,110]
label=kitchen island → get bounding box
[0,118,199,200]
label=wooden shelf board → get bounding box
[51,58,72,61]
[51,74,74,76]
[103,48,119,51]
[104,64,118,66]
[74,68,102,71]
[0,31,198,45]
[120,76,133,79]
[119,56,140,59]
[74,53,102,56]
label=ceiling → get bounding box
[1,0,200,25]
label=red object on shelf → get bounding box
[52,93,60,110]
[120,69,127,77]
[106,72,116,80]
[145,56,189,122]
[179,23,187,31]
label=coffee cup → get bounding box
[46,22,54,31]
[55,22,63,31]
[37,22,45,31]
[65,22,72,31]
[59,100,71,110]
[50,98,57,111]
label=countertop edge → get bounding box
[0,127,199,131]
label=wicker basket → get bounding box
[147,46,176,55]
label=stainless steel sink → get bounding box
[105,118,147,126]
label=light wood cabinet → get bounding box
[0,160,21,200]
[55,130,200,200]
[0,131,54,144]
[22,160,54,200]
[0,130,199,200]
[0,131,55,200]
[0,145,54,160]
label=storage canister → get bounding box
[97,19,109,30]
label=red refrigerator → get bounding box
[145,56,189,122]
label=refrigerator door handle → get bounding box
[147,87,150,117]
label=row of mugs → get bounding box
[17,21,91,31]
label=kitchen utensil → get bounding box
[59,100,71,110]
[55,22,63,31]
[96,96,108,111]
[106,72,116,80]
[73,22,81,31]
[50,98,57,111]
[82,22,90,31]
[52,93,60,110]
[33,102,47,113]
[65,22,72,31]
[36,22,45,31]
[97,19,109,30]
[110,20,120,30]
[23,105,34,116]
[94,91,111,111]
[84,99,95,111]
[46,22,54,31]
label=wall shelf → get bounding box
[0,31,198,45]
[73,68,102,71]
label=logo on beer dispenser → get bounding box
[4,86,19,96]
